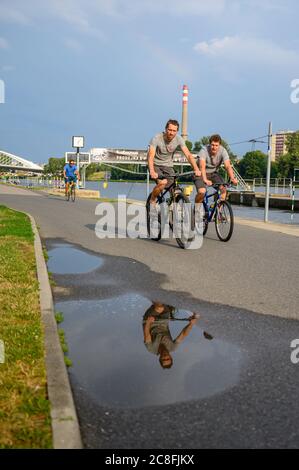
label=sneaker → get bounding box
[149,204,160,237]
[194,203,204,234]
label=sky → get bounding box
[0,0,299,164]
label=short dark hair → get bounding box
[69,159,75,163]
[209,134,222,144]
[165,119,179,131]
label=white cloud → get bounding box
[0,4,31,25]
[0,37,9,49]
[194,36,299,68]
[0,0,105,40]
[65,38,83,53]
[242,0,286,12]
[0,0,228,26]
[125,0,226,17]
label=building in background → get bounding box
[271,130,294,161]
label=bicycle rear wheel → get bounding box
[173,193,194,249]
[71,184,76,202]
[215,200,234,242]
[146,193,162,241]
[203,211,209,236]
[65,186,70,201]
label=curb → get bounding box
[28,214,82,449]
[234,216,299,238]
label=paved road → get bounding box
[1,184,298,319]
[1,184,299,449]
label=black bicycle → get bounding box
[200,183,234,242]
[65,180,76,202]
[146,172,194,249]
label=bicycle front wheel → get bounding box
[65,187,70,201]
[173,193,194,249]
[215,200,234,242]
[71,185,76,202]
[146,193,162,241]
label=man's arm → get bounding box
[63,167,66,178]
[174,316,198,344]
[181,146,201,176]
[147,146,158,179]
[224,160,238,185]
[75,168,80,180]
[143,316,154,343]
[200,159,212,186]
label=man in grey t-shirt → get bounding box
[194,134,238,207]
[148,119,200,204]
[142,302,199,369]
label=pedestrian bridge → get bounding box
[0,150,43,172]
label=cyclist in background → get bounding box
[148,119,201,206]
[63,159,80,196]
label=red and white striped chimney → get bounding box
[181,84,188,141]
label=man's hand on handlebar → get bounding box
[150,170,158,179]
[204,179,213,186]
[230,177,238,186]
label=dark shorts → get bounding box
[193,172,225,191]
[65,176,77,184]
[153,165,175,186]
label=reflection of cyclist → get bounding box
[142,302,199,369]
[63,159,80,196]
[194,135,238,207]
[148,119,201,206]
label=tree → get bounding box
[238,151,267,179]
[277,153,299,179]
[43,157,65,176]
[271,161,279,178]
[185,140,193,151]
[286,131,299,156]
[193,136,237,161]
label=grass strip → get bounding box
[0,205,52,449]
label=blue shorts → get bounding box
[65,176,77,184]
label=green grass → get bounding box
[0,205,52,448]
[55,313,72,367]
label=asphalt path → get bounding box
[1,184,299,449]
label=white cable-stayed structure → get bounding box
[0,150,43,172]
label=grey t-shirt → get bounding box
[143,304,178,355]
[198,145,229,174]
[149,132,186,167]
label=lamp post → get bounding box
[264,122,272,223]
[72,136,84,188]
[291,167,299,220]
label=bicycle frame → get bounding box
[157,173,190,203]
[203,184,230,222]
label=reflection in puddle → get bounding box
[47,244,103,274]
[56,294,243,408]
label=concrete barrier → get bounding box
[228,191,299,212]
[48,188,100,198]
[256,196,299,211]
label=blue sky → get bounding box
[0,0,299,163]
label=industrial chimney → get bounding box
[181,84,188,141]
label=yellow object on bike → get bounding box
[183,185,193,197]
[103,181,108,189]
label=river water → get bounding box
[86,181,299,225]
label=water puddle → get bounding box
[56,294,243,408]
[47,243,103,274]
